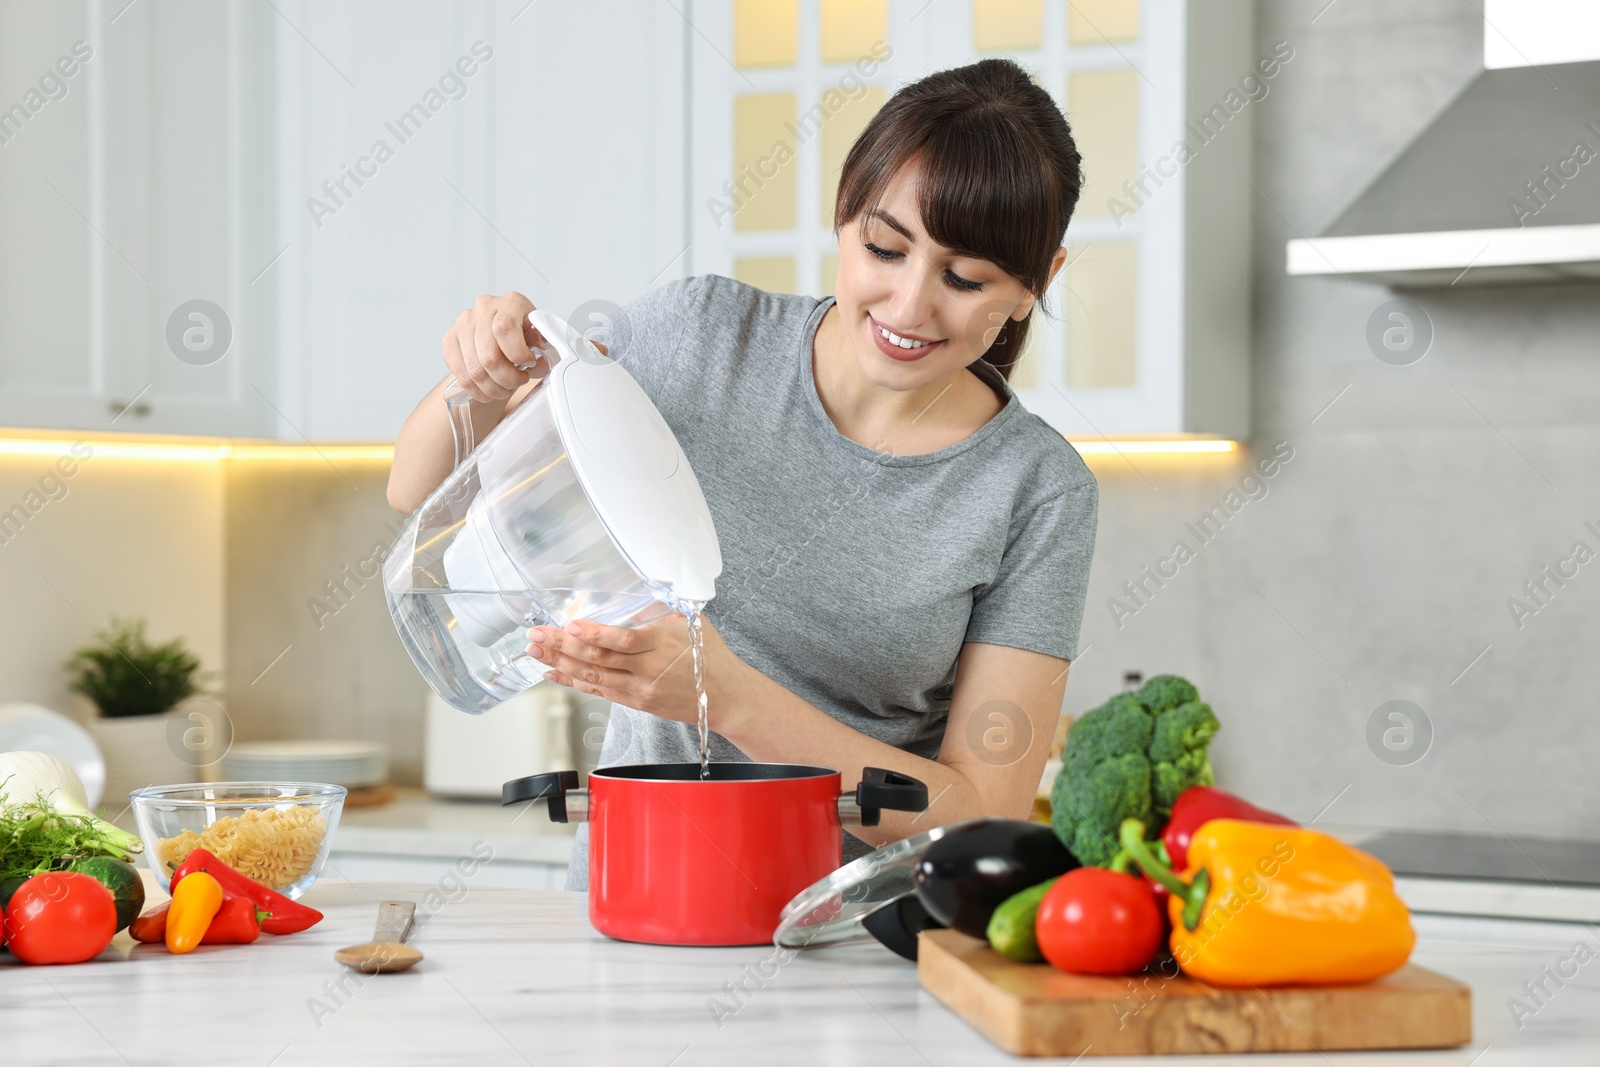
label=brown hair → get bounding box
[834,58,1083,381]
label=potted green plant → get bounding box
[69,618,214,806]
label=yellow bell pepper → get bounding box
[166,870,224,954]
[1120,818,1415,987]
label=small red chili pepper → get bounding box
[129,901,170,943]
[170,848,322,935]
[201,896,267,944]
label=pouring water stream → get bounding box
[686,607,710,780]
[654,586,712,779]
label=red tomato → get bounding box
[3,872,117,965]
[1036,867,1164,976]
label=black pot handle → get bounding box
[502,770,578,822]
[855,767,929,827]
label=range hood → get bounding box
[1288,6,1600,287]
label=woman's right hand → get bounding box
[444,291,550,404]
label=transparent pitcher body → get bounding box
[384,379,675,715]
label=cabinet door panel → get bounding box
[0,0,277,436]
[273,0,685,441]
[0,3,102,428]
[100,0,277,436]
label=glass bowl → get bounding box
[128,782,347,900]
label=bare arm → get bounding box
[387,291,553,513]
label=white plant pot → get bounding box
[87,710,193,817]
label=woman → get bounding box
[388,58,1097,888]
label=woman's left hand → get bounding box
[526,614,747,727]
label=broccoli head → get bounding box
[1153,747,1216,815]
[1148,699,1220,763]
[1134,674,1199,715]
[1051,677,1221,866]
[1051,694,1155,867]
[1052,751,1151,868]
[1148,699,1220,815]
[1061,693,1152,774]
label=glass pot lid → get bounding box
[774,820,981,949]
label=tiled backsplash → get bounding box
[0,452,223,726]
[223,459,428,785]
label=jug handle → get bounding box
[441,308,604,469]
[443,378,504,471]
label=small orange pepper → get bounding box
[165,870,224,954]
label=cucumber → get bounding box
[71,857,146,933]
[986,877,1058,963]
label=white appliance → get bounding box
[424,684,572,800]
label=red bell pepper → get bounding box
[201,896,267,944]
[1162,786,1296,869]
[169,848,323,935]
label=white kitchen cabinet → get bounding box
[269,0,687,442]
[0,0,684,442]
[0,0,280,437]
[6,1,1247,441]
[688,0,1255,439]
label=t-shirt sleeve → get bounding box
[965,478,1099,661]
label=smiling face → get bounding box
[832,162,1050,393]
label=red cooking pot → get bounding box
[502,763,928,946]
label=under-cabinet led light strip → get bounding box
[1069,439,1238,455]
[0,436,1240,462]
[0,438,394,462]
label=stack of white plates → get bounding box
[222,740,388,788]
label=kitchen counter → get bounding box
[4,881,1597,1066]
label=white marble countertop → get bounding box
[332,788,574,865]
[3,880,1597,1066]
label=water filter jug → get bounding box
[384,308,722,714]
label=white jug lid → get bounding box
[532,309,722,606]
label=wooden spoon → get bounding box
[335,900,422,973]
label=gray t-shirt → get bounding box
[565,275,1097,889]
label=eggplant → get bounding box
[911,818,1080,938]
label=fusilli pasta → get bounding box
[158,804,326,890]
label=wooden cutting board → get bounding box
[918,930,1472,1057]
